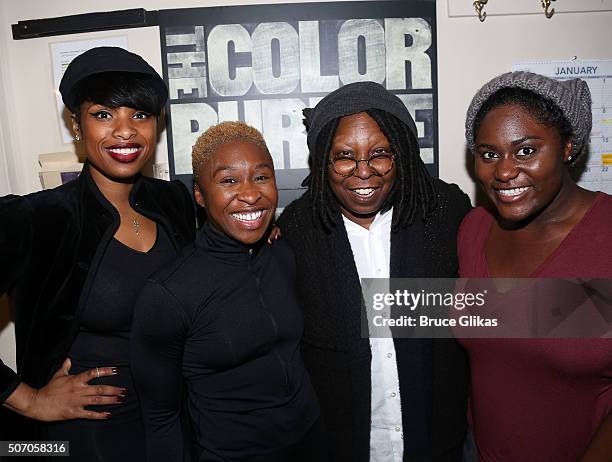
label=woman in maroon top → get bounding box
[458,71,612,461]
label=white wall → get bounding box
[1,0,611,370]
[436,2,612,198]
[0,1,20,196]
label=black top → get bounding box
[131,223,319,462]
[0,164,195,400]
[0,163,195,441]
[277,179,472,462]
[69,226,176,418]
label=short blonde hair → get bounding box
[192,121,269,183]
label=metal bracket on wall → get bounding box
[473,0,489,22]
[542,0,556,18]
[472,0,557,21]
[11,9,158,40]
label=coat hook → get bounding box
[542,0,555,18]
[474,0,488,22]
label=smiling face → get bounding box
[194,141,277,245]
[474,103,573,224]
[327,112,397,228]
[74,102,157,182]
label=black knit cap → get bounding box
[303,81,418,152]
[59,46,168,113]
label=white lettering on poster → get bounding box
[165,17,434,174]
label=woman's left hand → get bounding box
[4,358,124,422]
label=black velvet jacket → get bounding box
[0,164,195,403]
[278,179,472,462]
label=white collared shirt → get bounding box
[343,209,403,462]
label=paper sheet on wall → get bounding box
[50,36,128,144]
[512,60,612,194]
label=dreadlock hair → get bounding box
[308,117,339,232]
[307,109,438,232]
[473,87,574,156]
[192,121,270,184]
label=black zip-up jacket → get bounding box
[131,222,319,462]
[0,163,195,405]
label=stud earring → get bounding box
[75,134,81,141]
[565,155,573,164]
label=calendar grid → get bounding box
[512,60,612,194]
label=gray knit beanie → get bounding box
[303,81,418,153]
[465,71,592,156]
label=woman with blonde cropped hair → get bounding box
[131,121,324,462]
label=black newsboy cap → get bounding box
[59,46,168,112]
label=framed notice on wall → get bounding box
[158,0,438,206]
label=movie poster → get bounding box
[158,0,437,206]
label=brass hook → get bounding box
[473,0,488,22]
[542,0,555,18]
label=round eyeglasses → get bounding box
[328,152,395,177]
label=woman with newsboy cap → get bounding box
[459,71,612,460]
[0,47,194,460]
[277,81,472,461]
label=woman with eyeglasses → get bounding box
[277,81,472,461]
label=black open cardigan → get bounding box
[278,179,471,462]
[0,164,195,408]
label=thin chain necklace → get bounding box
[132,215,141,235]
